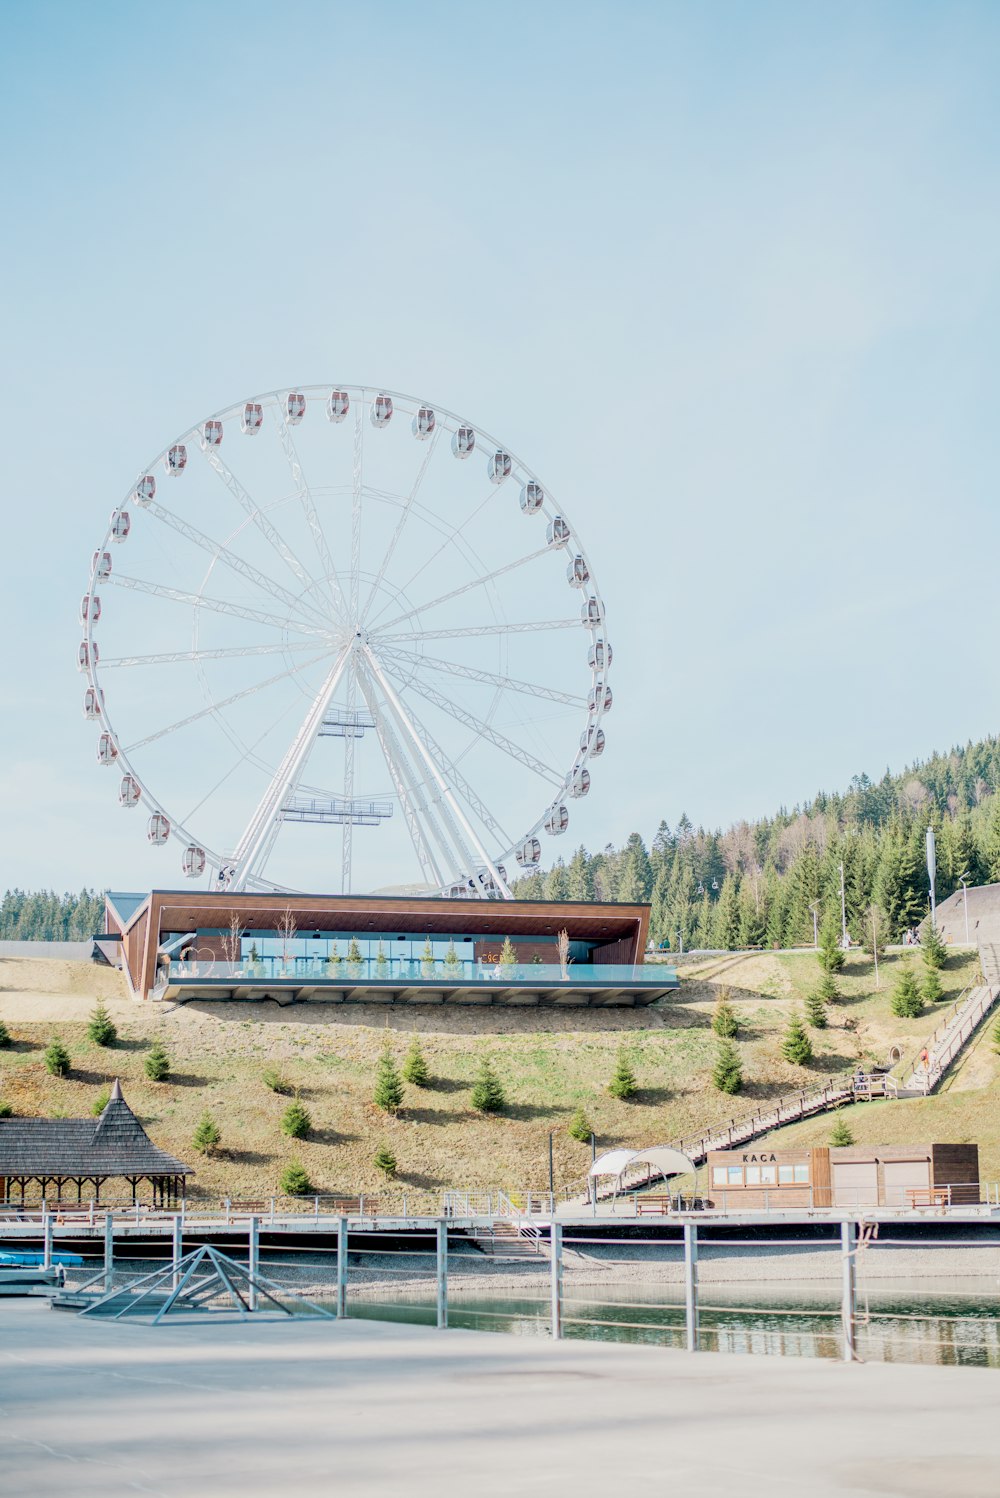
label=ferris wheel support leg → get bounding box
[355,667,448,890]
[227,645,352,891]
[362,647,513,900]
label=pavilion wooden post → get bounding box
[336,1217,348,1319]
[171,1213,183,1291]
[436,1220,448,1329]
[683,1222,699,1353]
[42,1210,53,1272]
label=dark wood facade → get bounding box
[106,891,653,1002]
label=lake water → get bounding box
[346,1279,1000,1368]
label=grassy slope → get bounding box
[0,948,987,1203]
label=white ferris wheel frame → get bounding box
[82,384,611,899]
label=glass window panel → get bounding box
[712,1167,727,1185]
[745,1166,761,1185]
[778,1165,794,1183]
[760,1165,777,1184]
[727,1167,743,1184]
[794,1164,810,1182]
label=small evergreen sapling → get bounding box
[193,1112,221,1154]
[711,993,739,1039]
[281,1099,312,1139]
[87,1003,117,1047]
[818,922,845,974]
[922,922,947,970]
[471,1058,506,1114]
[829,1115,855,1147]
[443,940,461,972]
[91,1085,111,1116]
[346,938,364,972]
[804,987,828,1029]
[607,1048,638,1100]
[421,938,437,976]
[44,1037,71,1077]
[262,1066,292,1095]
[499,935,518,973]
[993,1015,1000,1054]
[890,963,924,1019]
[568,1106,592,1142]
[816,971,840,1005]
[280,1159,311,1196]
[780,1012,814,1065]
[0,1019,12,1049]
[374,1045,404,1113]
[922,965,944,1005]
[0,1100,12,1118]
[712,1039,743,1094]
[374,1142,398,1178]
[144,1041,170,1082]
[401,1037,430,1087]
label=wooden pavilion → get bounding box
[0,1080,191,1206]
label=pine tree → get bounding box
[420,938,437,975]
[280,1159,311,1196]
[816,971,840,1005]
[281,1099,312,1139]
[568,1106,592,1142]
[144,1041,170,1082]
[374,1045,404,1113]
[922,922,947,970]
[711,993,739,1038]
[87,1002,117,1047]
[0,1101,11,1118]
[44,1037,71,1077]
[499,935,518,972]
[262,1066,292,1094]
[607,1048,638,1100]
[829,1115,855,1147]
[471,1058,506,1113]
[0,1019,10,1049]
[401,1037,430,1087]
[804,988,828,1029]
[921,965,944,1004]
[712,1039,743,1094]
[780,1012,814,1065]
[346,937,364,970]
[91,1085,111,1116]
[193,1112,221,1154]
[818,921,845,974]
[373,1142,398,1178]
[890,962,924,1019]
[443,941,460,972]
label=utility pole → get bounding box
[926,826,937,929]
[959,872,970,945]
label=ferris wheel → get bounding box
[79,386,611,897]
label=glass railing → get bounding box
[160,959,678,987]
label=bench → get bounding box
[636,1195,672,1217]
[905,1187,951,1209]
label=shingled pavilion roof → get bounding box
[0,1080,191,1201]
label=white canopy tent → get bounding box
[588,1146,696,1194]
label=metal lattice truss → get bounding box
[81,386,612,898]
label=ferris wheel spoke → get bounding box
[350,403,363,621]
[355,665,449,888]
[374,547,552,635]
[364,647,512,895]
[398,700,513,849]
[366,484,502,630]
[340,660,360,894]
[381,644,586,709]
[99,642,322,670]
[379,658,564,788]
[201,448,332,618]
[378,619,581,643]
[359,430,440,627]
[272,405,350,626]
[108,573,333,639]
[139,498,333,632]
[122,650,332,753]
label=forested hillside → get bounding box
[513,736,1000,949]
[0,890,105,941]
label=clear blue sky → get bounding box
[3,0,1000,892]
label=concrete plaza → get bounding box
[1,1301,998,1496]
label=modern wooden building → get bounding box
[101,890,676,1006]
[706,1143,980,1210]
[0,1080,191,1206]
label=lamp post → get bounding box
[958,872,971,945]
[675,931,684,956]
[548,1131,555,1202]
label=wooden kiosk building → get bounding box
[0,1080,191,1206]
